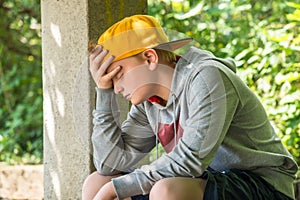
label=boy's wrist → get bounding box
[95,87,116,111]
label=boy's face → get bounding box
[107,55,157,105]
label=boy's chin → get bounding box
[130,96,146,105]
[130,99,142,105]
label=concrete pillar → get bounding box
[41,1,147,199]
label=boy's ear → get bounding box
[142,49,158,71]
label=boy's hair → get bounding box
[154,49,177,63]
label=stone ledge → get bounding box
[0,164,298,200]
[0,164,43,200]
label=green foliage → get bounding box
[0,0,299,167]
[149,0,300,165]
[0,0,42,164]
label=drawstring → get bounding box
[155,109,160,160]
[155,133,159,159]
[172,93,177,147]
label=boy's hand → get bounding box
[89,46,121,89]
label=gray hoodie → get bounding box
[92,47,298,199]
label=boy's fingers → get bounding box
[98,55,115,76]
[93,49,108,65]
[106,66,121,80]
[116,70,123,79]
[88,48,117,88]
[89,45,103,61]
[89,49,111,75]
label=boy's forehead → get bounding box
[107,55,136,72]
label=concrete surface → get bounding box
[0,164,43,200]
[41,0,147,199]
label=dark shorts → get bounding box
[131,168,292,200]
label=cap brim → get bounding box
[155,38,193,51]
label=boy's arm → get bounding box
[92,87,156,175]
[111,66,239,199]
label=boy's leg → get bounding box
[150,177,207,200]
[203,168,292,200]
[82,171,123,200]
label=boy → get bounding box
[82,15,298,200]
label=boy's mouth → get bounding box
[124,94,131,100]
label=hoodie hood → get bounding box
[164,46,236,108]
[148,46,237,156]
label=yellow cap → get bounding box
[97,15,192,62]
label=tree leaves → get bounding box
[149,0,300,164]
[0,0,42,164]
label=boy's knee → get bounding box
[150,177,206,200]
[82,171,100,186]
[82,171,119,200]
[150,178,175,199]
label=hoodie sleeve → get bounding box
[92,87,156,175]
[112,65,241,199]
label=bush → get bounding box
[149,0,300,165]
[0,0,299,166]
[0,0,42,164]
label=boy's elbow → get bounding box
[94,160,121,176]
